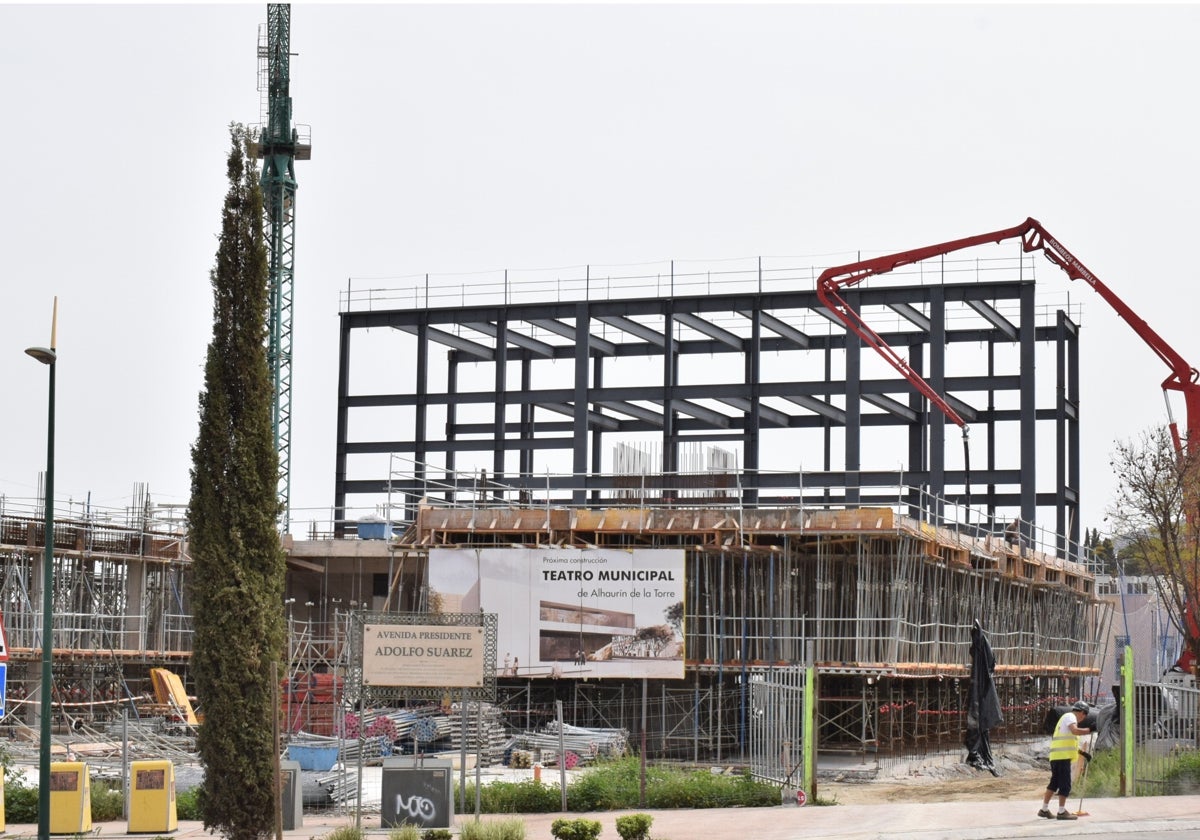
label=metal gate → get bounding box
[1132,677,1200,795]
[748,666,807,784]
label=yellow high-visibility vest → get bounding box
[1049,712,1079,761]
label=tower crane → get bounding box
[255,3,310,532]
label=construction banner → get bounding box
[429,547,685,680]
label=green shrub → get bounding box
[323,826,367,840]
[460,817,526,840]
[458,779,560,813]
[90,780,126,822]
[1164,748,1200,794]
[615,813,652,840]
[422,830,453,840]
[550,818,602,840]
[0,775,204,824]
[565,760,640,811]
[563,758,776,811]
[1076,746,1194,797]
[458,757,782,815]
[1080,748,1120,798]
[5,782,38,824]
[388,825,423,840]
[176,786,202,821]
[1,749,22,793]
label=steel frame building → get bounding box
[334,255,1081,554]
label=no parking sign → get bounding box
[782,787,807,807]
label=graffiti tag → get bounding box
[395,794,437,821]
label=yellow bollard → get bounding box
[128,760,177,833]
[48,761,91,835]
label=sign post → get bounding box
[348,611,497,830]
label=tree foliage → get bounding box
[1108,426,1200,673]
[187,124,287,840]
[1084,527,1118,575]
[664,600,683,634]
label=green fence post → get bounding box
[803,663,817,801]
[1120,644,1134,796]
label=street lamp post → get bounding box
[26,298,57,840]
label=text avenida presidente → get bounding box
[374,629,477,658]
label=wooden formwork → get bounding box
[412,502,1091,595]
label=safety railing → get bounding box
[339,250,1083,330]
[371,455,1097,571]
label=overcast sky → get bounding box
[3,3,1197,538]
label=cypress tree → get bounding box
[187,124,286,840]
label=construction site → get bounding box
[9,4,1200,799]
[0,468,1105,778]
[3,221,1147,784]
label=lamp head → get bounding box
[25,346,56,365]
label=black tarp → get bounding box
[965,620,1004,775]
[1044,701,1117,751]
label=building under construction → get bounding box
[0,480,1102,771]
[0,247,1111,776]
[328,246,1107,767]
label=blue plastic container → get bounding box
[287,745,339,771]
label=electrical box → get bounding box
[49,761,91,835]
[380,757,454,830]
[128,760,177,833]
[280,759,302,831]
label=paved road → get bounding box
[7,793,1200,840]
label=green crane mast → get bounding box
[256,3,309,532]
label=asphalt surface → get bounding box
[6,795,1200,840]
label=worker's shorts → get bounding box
[1047,758,1073,796]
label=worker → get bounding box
[1005,519,1020,548]
[1039,700,1091,820]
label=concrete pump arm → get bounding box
[816,217,1200,456]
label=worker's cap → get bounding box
[1071,700,1090,713]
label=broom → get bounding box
[1073,735,1095,817]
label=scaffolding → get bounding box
[319,463,1104,768]
[0,493,191,732]
[0,462,1105,772]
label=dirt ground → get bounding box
[822,766,1046,805]
[819,745,1050,805]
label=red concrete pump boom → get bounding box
[816,216,1200,457]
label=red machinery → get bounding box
[816,217,1200,455]
[816,216,1200,670]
